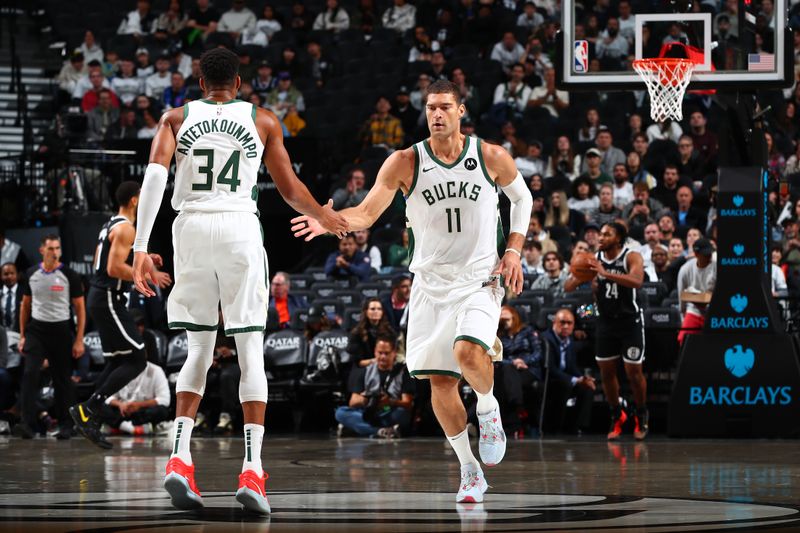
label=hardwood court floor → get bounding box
[1,435,799,532]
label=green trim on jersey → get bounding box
[251,103,257,123]
[408,144,420,196]
[454,335,491,352]
[168,321,219,331]
[409,369,462,380]
[422,135,470,169]
[476,138,496,188]
[199,98,242,105]
[407,225,415,264]
[225,325,265,335]
[183,103,189,120]
[496,215,506,257]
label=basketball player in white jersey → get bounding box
[292,81,532,503]
[130,47,347,514]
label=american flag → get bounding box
[748,53,775,72]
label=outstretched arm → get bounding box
[291,148,413,240]
[260,108,348,236]
[483,141,532,296]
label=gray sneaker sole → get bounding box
[236,487,271,514]
[164,474,204,510]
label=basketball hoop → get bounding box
[632,58,696,122]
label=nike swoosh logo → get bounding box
[422,166,435,173]
[79,404,90,423]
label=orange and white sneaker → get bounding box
[607,408,628,441]
[164,457,203,510]
[236,470,271,515]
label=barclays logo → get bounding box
[709,316,769,329]
[733,244,744,256]
[730,294,748,313]
[720,244,757,266]
[725,344,754,378]
[733,195,744,207]
[720,196,757,217]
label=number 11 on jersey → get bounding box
[446,207,462,233]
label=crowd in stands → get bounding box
[4,0,800,438]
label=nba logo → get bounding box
[574,40,588,73]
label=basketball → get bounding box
[570,252,597,282]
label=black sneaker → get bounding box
[12,422,34,439]
[69,403,112,450]
[633,408,649,441]
[55,425,74,440]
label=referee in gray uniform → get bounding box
[15,234,86,439]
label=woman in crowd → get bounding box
[568,176,599,215]
[546,136,580,180]
[347,298,396,367]
[545,190,586,238]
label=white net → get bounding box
[632,58,696,122]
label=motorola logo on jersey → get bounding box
[720,243,757,266]
[689,345,792,406]
[464,158,477,171]
[719,194,757,217]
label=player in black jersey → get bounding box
[565,221,649,440]
[70,181,172,449]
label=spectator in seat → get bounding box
[57,51,86,97]
[218,0,257,41]
[611,163,634,209]
[623,182,663,232]
[102,50,120,80]
[313,0,350,33]
[500,121,527,158]
[387,229,410,268]
[496,305,542,436]
[360,96,404,150]
[252,60,276,99]
[382,0,416,33]
[675,186,707,237]
[596,17,629,67]
[677,238,717,344]
[162,72,187,110]
[268,272,308,328]
[651,165,689,213]
[546,135,581,181]
[335,334,414,438]
[135,48,153,79]
[154,0,188,44]
[283,105,306,137]
[264,72,305,119]
[658,214,677,243]
[380,273,411,331]
[579,148,612,187]
[1,262,22,331]
[408,25,437,63]
[771,246,788,297]
[137,109,159,139]
[78,31,104,64]
[527,68,569,121]
[541,308,595,434]
[111,58,142,107]
[491,31,526,74]
[450,68,480,122]
[626,150,657,189]
[81,72,120,113]
[568,176,600,215]
[354,229,382,272]
[186,0,221,45]
[530,251,568,299]
[429,51,448,82]
[332,168,368,210]
[581,224,601,253]
[648,244,672,285]
[517,1,544,31]
[105,108,139,141]
[169,44,193,80]
[546,190,586,238]
[491,63,531,125]
[289,1,314,34]
[676,135,704,183]
[73,60,110,101]
[305,40,334,88]
[688,109,719,174]
[348,298,397,367]
[578,107,604,144]
[118,0,156,37]
[410,73,431,112]
[256,4,283,41]
[515,140,547,179]
[592,127,627,177]
[144,55,173,99]
[589,183,622,227]
[522,238,544,275]
[646,119,683,143]
[102,361,170,434]
[87,89,120,141]
[325,234,372,282]
[639,223,663,267]
[391,87,417,145]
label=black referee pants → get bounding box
[21,320,76,429]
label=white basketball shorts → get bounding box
[405,282,503,379]
[168,211,269,335]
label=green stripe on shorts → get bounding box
[409,369,462,380]
[454,335,491,352]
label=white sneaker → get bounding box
[456,464,488,503]
[154,420,173,436]
[477,405,506,467]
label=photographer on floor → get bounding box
[335,334,414,439]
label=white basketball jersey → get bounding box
[405,136,502,298]
[173,99,264,213]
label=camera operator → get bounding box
[335,334,414,439]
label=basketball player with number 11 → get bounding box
[130,48,348,514]
[292,80,533,503]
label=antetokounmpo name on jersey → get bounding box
[421,181,481,206]
[176,119,259,158]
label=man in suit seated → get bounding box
[541,308,595,434]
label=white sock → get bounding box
[170,416,194,465]
[242,424,264,474]
[475,386,499,415]
[446,429,479,469]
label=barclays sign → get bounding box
[689,345,793,406]
[718,195,757,217]
[708,294,770,330]
[719,243,757,266]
